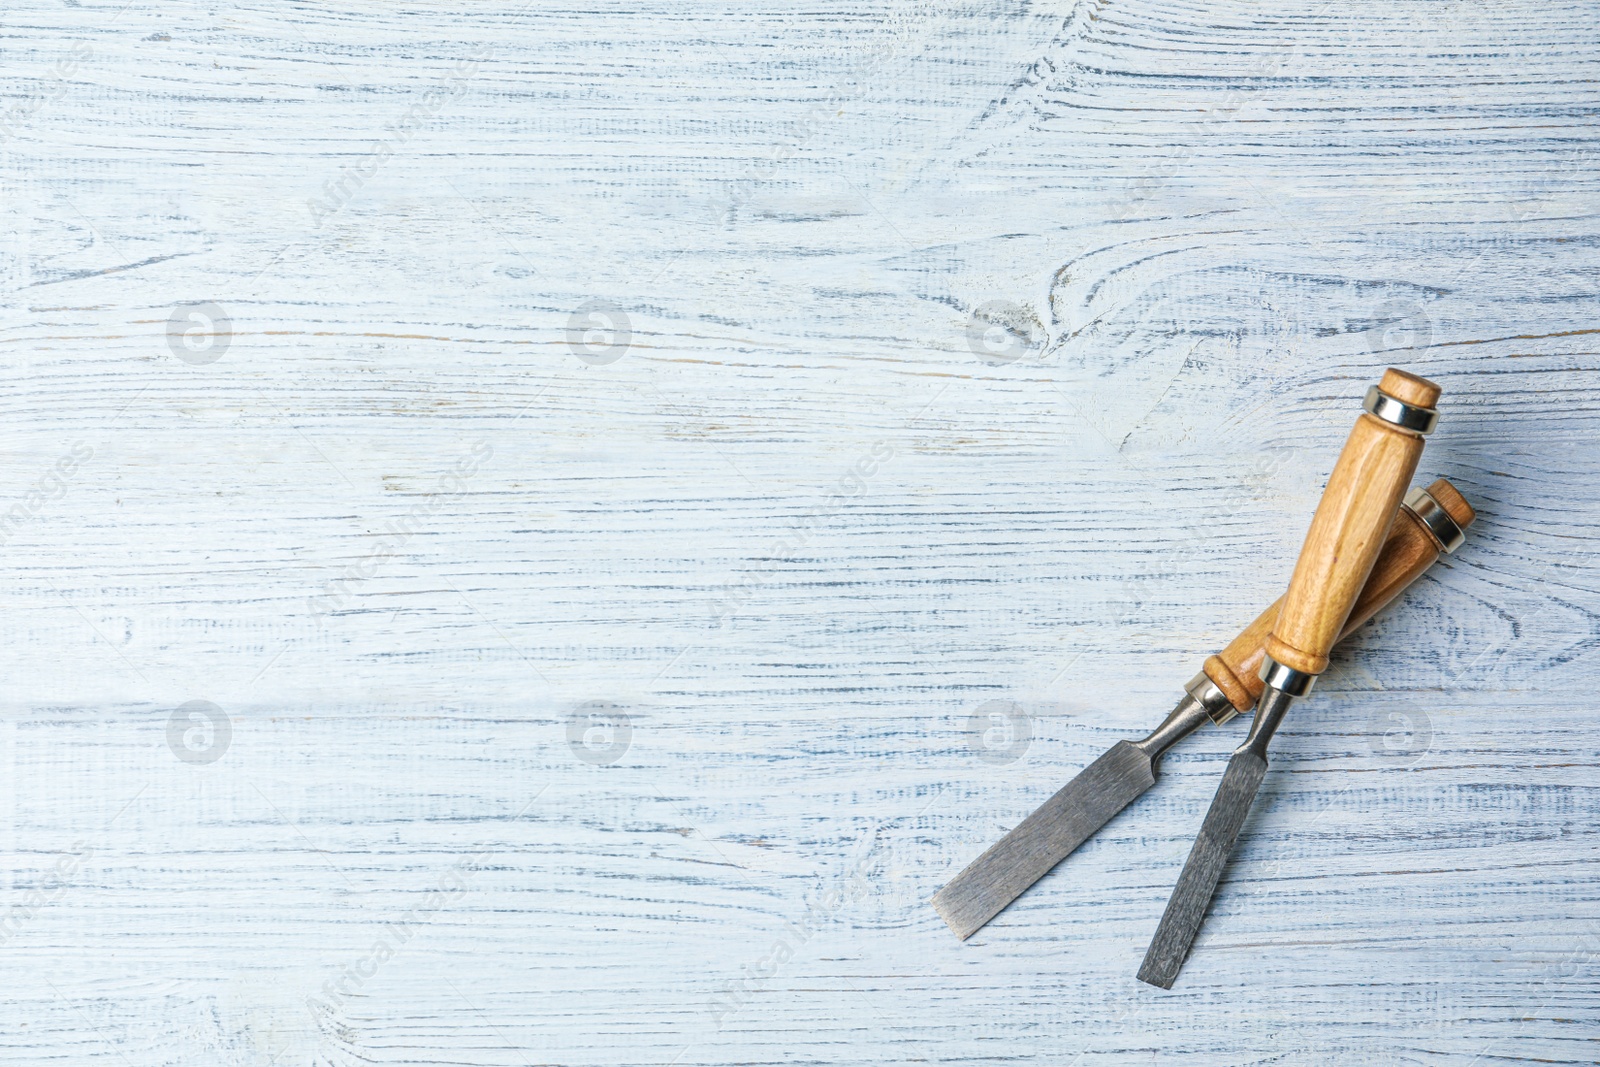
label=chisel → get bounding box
[931,475,1473,941]
[1137,368,1443,988]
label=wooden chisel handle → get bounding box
[1200,478,1475,713]
[1263,368,1441,685]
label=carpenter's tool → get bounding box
[931,475,1474,941]
[1137,368,1444,989]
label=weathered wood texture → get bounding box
[1,0,1598,1063]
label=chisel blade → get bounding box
[932,740,1156,940]
[1136,747,1269,989]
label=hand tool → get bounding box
[931,475,1473,941]
[1137,368,1442,989]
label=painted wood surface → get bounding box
[1,0,1598,1063]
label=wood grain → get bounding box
[1205,477,1474,711]
[1265,374,1436,676]
[1,0,1598,1064]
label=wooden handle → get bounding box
[1422,478,1475,528]
[1261,369,1441,677]
[1202,476,1474,711]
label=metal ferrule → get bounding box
[1363,384,1439,435]
[1257,655,1317,697]
[1401,485,1466,554]
[1183,671,1239,726]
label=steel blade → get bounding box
[932,740,1156,940]
[1136,748,1268,988]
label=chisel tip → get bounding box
[930,895,977,941]
[931,740,1157,941]
[1136,965,1176,990]
[1137,748,1269,988]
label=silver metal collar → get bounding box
[1258,655,1317,696]
[1363,384,1438,435]
[1184,671,1239,725]
[1402,485,1466,554]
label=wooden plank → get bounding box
[1,0,1597,1062]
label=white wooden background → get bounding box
[1,0,1597,1063]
